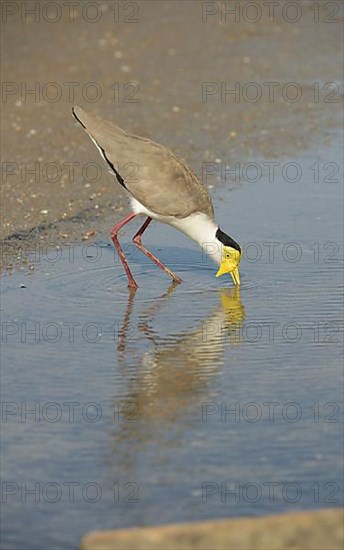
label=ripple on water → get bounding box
[22,257,261,310]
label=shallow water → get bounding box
[1,133,343,549]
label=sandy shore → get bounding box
[80,508,343,549]
[1,0,343,268]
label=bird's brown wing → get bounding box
[72,106,214,219]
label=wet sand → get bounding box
[1,0,343,267]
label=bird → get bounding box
[72,106,242,289]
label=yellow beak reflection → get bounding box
[216,264,241,286]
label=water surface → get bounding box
[1,134,343,549]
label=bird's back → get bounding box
[72,106,214,220]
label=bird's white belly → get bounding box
[130,197,174,223]
[130,197,155,217]
[130,197,222,265]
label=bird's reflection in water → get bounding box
[109,286,245,468]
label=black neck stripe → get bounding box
[216,228,241,253]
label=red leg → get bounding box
[111,213,138,289]
[133,217,182,284]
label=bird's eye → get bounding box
[226,254,230,259]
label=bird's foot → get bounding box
[127,280,138,291]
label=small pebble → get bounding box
[82,229,95,241]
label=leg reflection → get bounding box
[117,281,179,353]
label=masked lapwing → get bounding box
[72,106,242,289]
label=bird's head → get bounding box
[215,228,242,285]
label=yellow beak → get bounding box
[216,263,241,285]
[230,266,241,286]
[216,263,227,278]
